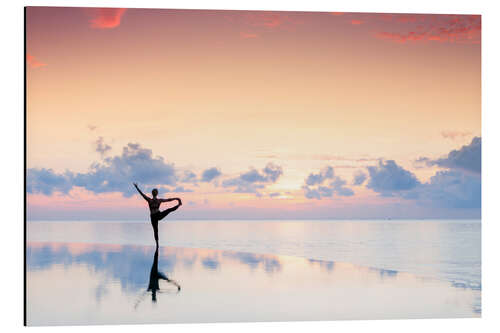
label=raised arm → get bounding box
[133,183,151,202]
[159,197,181,203]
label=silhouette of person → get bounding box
[133,182,182,247]
[134,248,181,309]
[148,248,181,302]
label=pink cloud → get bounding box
[351,19,363,25]
[89,8,127,29]
[330,12,345,16]
[239,12,303,30]
[246,13,285,28]
[240,32,259,39]
[395,15,421,23]
[376,14,425,23]
[374,14,481,44]
[26,54,47,68]
[375,31,427,43]
[224,11,303,39]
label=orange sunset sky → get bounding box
[26,7,481,220]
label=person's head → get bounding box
[152,188,158,197]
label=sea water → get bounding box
[26,219,481,325]
[27,219,481,290]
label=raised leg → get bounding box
[157,203,181,222]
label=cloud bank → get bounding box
[27,168,73,196]
[27,137,481,216]
[95,137,112,157]
[222,163,283,195]
[417,137,481,174]
[366,138,481,209]
[201,167,222,182]
[352,171,367,186]
[366,160,420,196]
[28,143,178,197]
[406,170,481,209]
[73,143,177,197]
[28,142,278,198]
[303,166,354,200]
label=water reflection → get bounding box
[148,248,181,300]
[370,267,399,279]
[27,220,481,293]
[201,256,220,270]
[134,249,181,309]
[27,242,289,285]
[27,242,466,292]
[222,252,282,274]
[308,258,335,272]
[26,242,480,326]
[27,243,163,293]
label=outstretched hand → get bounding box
[177,198,182,206]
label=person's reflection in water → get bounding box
[135,248,180,309]
[149,248,181,302]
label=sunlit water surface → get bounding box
[26,219,481,325]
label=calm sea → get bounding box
[27,219,481,290]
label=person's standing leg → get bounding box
[151,216,159,247]
[153,203,180,246]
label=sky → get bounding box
[26,7,481,220]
